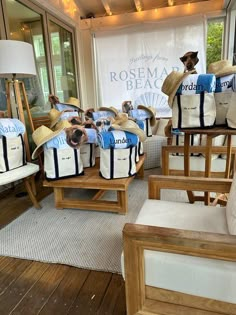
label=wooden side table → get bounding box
[182,127,236,205]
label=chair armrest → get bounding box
[123,223,236,261]
[148,175,232,199]
[123,223,236,314]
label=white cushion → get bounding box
[143,250,236,304]
[121,200,236,304]
[166,155,226,173]
[0,162,39,185]
[136,199,228,234]
[143,135,167,169]
[226,172,236,235]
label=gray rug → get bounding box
[0,172,188,274]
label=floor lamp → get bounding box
[0,40,37,161]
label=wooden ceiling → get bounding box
[75,0,229,19]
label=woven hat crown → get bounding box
[48,108,61,122]
[63,97,80,107]
[161,71,185,97]
[207,60,236,77]
[32,125,55,146]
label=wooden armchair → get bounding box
[122,175,236,315]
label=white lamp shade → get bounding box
[0,40,36,78]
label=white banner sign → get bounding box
[94,15,206,117]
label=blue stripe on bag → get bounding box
[199,91,205,127]
[20,134,26,166]
[74,149,79,174]
[128,147,132,176]
[89,144,93,167]
[110,148,114,179]
[53,148,59,178]
[2,136,9,171]
[177,95,182,129]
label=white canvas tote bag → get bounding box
[80,143,96,168]
[214,92,233,126]
[100,147,137,179]
[172,92,216,129]
[44,147,84,180]
[226,92,236,129]
[0,118,26,172]
[0,134,26,172]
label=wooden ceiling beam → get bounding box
[101,0,112,15]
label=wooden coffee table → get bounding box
[43,155,145,214]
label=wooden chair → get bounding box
[122,174,236,315]
[0,163,41,209]
[161,144,236,178]
[31,115,51,130]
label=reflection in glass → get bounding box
[5,0,49,109]
[49,20,77,102]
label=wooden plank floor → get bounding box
[0,177,127,315]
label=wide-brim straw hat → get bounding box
[62,97,84,112]
[207,60,236,78]
[31,125,65,159]
[137,105,157,126]
[161,71,193,107]
[48,108,66,129]
[98,106,118,116]
[112,119,147,142]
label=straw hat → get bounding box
[112,119,147,142]
[31,125,64,159]
[98,106,118,116]
[207,60,236,78]
[137,105,157,126]
[62,97,84,112]
[161,71,193,107]
[48,108,66,128]
[54,119,72,131]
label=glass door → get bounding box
[48,15,78,102]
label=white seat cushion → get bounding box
[121,200,236,303]
[168,155,226,172]
[0,162,39,185]
[135,199,228,234]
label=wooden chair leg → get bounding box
[23,178,41,209]
[30,176,37,196]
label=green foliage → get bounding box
[207,21,224,69]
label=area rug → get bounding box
[0,175,188,274]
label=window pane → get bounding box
[5,0,50,109]
[207,19,224,69]
[48,20,77,102]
